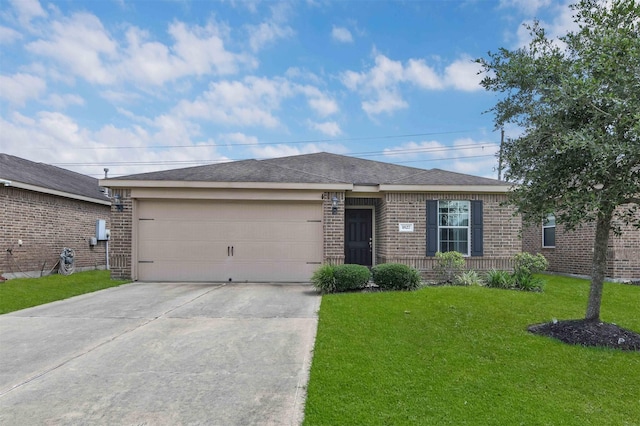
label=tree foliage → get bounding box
[478,0,640,321]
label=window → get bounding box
[543,213,556,248]
[426,200,482,257]
[438,200,470,255]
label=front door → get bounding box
[344,209,373,266]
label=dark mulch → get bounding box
[528,319,640,352]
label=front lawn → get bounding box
[0,270,129,314]
[304,276,640,425]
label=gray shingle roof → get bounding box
[110,152,507,186]
[0,153,108,202]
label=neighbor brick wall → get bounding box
[376,192,520,279]
[0,186,110,278]
[523,205,640,280]
[108,188,133,280]
[323,192,345,265]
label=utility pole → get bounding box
[498,128,504,181]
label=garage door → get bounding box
[136,200,323,282]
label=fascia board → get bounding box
[379,184,513,193]
[7,181,111,205]
[100,180,353,191]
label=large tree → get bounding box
[478,0,639,322]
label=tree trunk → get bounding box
[585,211,613,322]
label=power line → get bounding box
[36,129,479,151]
[51,142,499,167]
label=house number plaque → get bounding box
[398,223,414,233]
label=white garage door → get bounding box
[136,200,323,282]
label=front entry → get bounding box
[344,209,373,267]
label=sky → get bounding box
[0,0,578,179]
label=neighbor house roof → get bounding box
[103,152,510,192]
[0,153,110,205]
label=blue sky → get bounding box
[0,0,576,179]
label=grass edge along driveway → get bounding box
[303,276,640,426]
[0,270,129,314]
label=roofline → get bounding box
[99,179,354,191]
[99,179,513,193]
[378,184,513,193]
[3,179,111,205]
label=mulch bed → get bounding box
[528,319,640,352]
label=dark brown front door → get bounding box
[345,209,373,266]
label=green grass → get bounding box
[304,276,640,425]
[0,270,129,314]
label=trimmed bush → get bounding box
[311,264,337,294]
[484,269,514,289]
[454,270,484,286]
[334,264,371,292]
[372,263,422,291]
[433,251,465,284]
[512,252,548,292]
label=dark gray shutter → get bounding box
[471,200,483,257]
[426,200,438,256]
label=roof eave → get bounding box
[379,184,514,193]
[100,179,354,191]
[5,180,111,205]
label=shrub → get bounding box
[484,269,514,289]
[454,270,484,286]
[433,251,465,284]
[334,264,371,292]
[311,264,336,293]
[372,263,422,291]
[511,252,549,292]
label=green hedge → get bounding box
[334,264,371,292]
[311,264,371,293]
[372,263,421,291]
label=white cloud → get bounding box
[247,21,294,51]
[332,26,353,43]
[308,120,341,136]
[0,25,22,43]
[0,110,228,177]
[342,52,481,116]
[382,137,500,177]
[0,73,46,106]
[175,76,337,127]
[444,56,483,91]
[43,93,85,109]
[383,140,448,160]
[248,142,346,159]
[513,1,577,48]
[499,0,552,15]
[26,12,118,85]
[220,132,259,146]
[8,0,47,25]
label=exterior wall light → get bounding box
[114,194,124,212]
[332,196,339,215]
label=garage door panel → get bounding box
[137,200,323,282]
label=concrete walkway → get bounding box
[0,282,321,425]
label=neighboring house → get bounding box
[523,209,640,281]
[0,154,111,279]
[101,152,520,282]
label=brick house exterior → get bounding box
[102,153,521,282]
[0,154,111,279]
[523,205,640,281]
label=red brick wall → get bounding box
[0,186,110,278]
[323,191,345,265]
[523,206,640,280]
[374,193,520,278]
[108,189,133,280]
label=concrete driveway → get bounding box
[0,282,321,425]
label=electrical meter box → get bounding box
[96,219,108,241]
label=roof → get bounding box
[0,153,110,204]
[107,152,508,187]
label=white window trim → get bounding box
[542,213,556,248]
[437,200,471,256]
